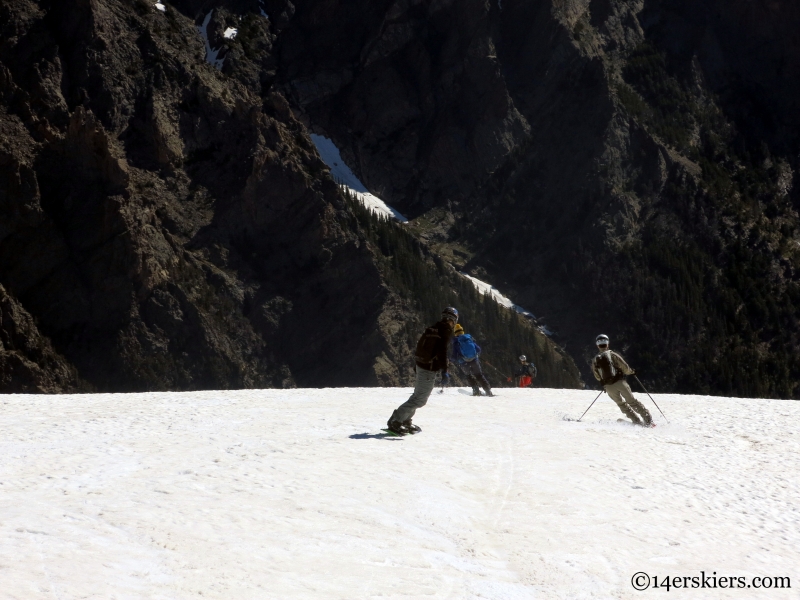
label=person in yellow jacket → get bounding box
[591,334,653,427]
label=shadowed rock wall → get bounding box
[273,0,800,397]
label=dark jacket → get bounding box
[591,350,633,385]
[416,319,454,373]
[514,362,537,379]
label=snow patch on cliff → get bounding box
[310,134,408,223]
[198,11,224,70]
[459,272,551,334]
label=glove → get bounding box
[507,377,512,382]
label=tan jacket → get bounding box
[591,350,634,383]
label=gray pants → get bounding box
[605,379,652,425]
[393,367,438,423]
[459,358,490,392]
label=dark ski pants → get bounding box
[459,359,491,393]
[393,367,438,423]
[604,379,652,425]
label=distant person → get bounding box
[514,355,537,387]
[591,334,653,427]
[451,324,493,397]
[386,307,459,435]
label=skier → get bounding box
[451,324,493,397]
[386,307,459,435]
[514,355,537,388]
[591,334,653,427]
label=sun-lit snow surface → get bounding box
[310,134,409,222]
[198,11,224,70]
[154,2,166,11]
[459,272,553,335]
[223,27,238,39]
[2,388,798,599]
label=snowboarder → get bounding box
[386,307,459,435]
[591,334,653,427]
[451,324,493,396]
[514,355,537,388]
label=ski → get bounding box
[617,418,656,428]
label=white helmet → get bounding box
[595,334,609,347]
[519,355,527,362]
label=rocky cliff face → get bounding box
[0,0,396,391]
[274,0,800,397]
[0,0,582,392]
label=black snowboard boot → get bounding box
[484,388,494,397]
[386,410,407,435]
[402,418,421,434]
[472,387,482,396]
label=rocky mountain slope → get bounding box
[0,0,580,392]
[273,0,800,398]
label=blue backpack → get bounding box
[455,334,479,362]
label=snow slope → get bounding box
[310,134,408,222]
[458,272,553,335]
[2,388,797,598]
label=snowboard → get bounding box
[380,426,422,437]
[457,388,495,397]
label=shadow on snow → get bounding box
[349,432,403,440]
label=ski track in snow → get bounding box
[1,389,798,598]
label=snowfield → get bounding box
[1,388,797,599]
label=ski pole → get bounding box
[633,375,669,424]
[482,359,513,382]
[577,390,604,422]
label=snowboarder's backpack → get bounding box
[415,325,442,367]
[455,334,479,362]
[596,350,623,385]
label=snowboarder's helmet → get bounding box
[442,307,459,322]
[519,355,527,362]
[596,334,610,347]
[454,324,464,335]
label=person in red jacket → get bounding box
[386,307,458,435]
[514,355,537,388]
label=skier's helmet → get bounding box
[595,334,610,347]
[519,355,527,362]
[442,307,459,323]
